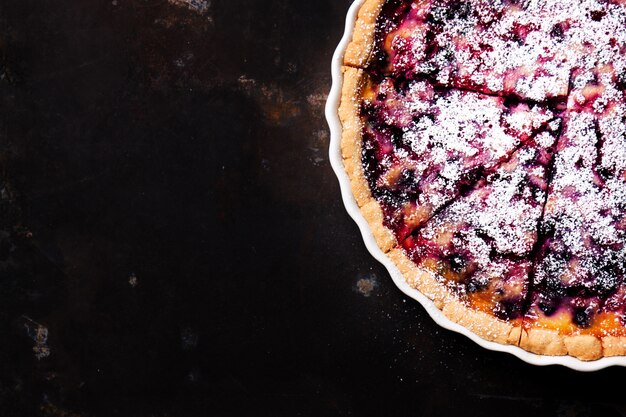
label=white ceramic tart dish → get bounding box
[326,0,626,370]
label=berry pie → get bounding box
[339,0,626,359]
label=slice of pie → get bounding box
[359,73,555,242]
[338,0,626,359]
[521,90,626,359]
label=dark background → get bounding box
[0,0,625,416]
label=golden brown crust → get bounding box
[442,300,519,345]
[520,328,609,360]
[387,247,519,344]
[340,66,396,253]
[387,247,453,309]
[519,328,568,356]
[339,67,368,207]
[602,336,626,357]
[343,0,385,67]
[564,335,603,361]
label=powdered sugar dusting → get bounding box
[362,75,554,237]
[401,131,556,319]
[530,101,626,323]
[359,0,626,333]
[380,0,626,102]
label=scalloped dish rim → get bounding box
[325,0,626,371]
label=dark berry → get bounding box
[396,169,419,192]
[467,281,480,293]
[510,32,525,46]
[597,167,613,181]
[545,276,567,297]
[374,188,408,207]
[448,253,467,273]
[590,10,606,21]
[593,263,620,296]
[573,309,591,328]
[575,156,584,169]
[595,275,618,297]
[538,299,556,316]
[458,168,485,195]
[539,221,555,238]
[393,75,412,94]
[530,186,542,201]
[445,0,471,20]
[550,23,565,40]
[426,12,442,25]
[475,229,494,243]
[549,96,567,111]
[503,95,522,109]
[360,101,377,118]
[494,300,523,321]
[616,73,626,90]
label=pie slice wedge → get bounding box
[520,81,626,359]
[346,68,556,245]
[390,128,558,343]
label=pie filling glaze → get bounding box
[341,0,626,359]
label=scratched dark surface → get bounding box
[0,0,625,416]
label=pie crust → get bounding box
[339,0,626,360]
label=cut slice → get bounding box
[520,102,626,359]
[359,73,556,241]
[392,129,559,343]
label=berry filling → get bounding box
[369,0,626,102]
[360,74,555,241]
[355,0,626,340]
[400,131,557,321]
[523,99,626,336]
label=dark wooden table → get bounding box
[0,0,624,416]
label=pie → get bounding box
[338,0,626,360]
